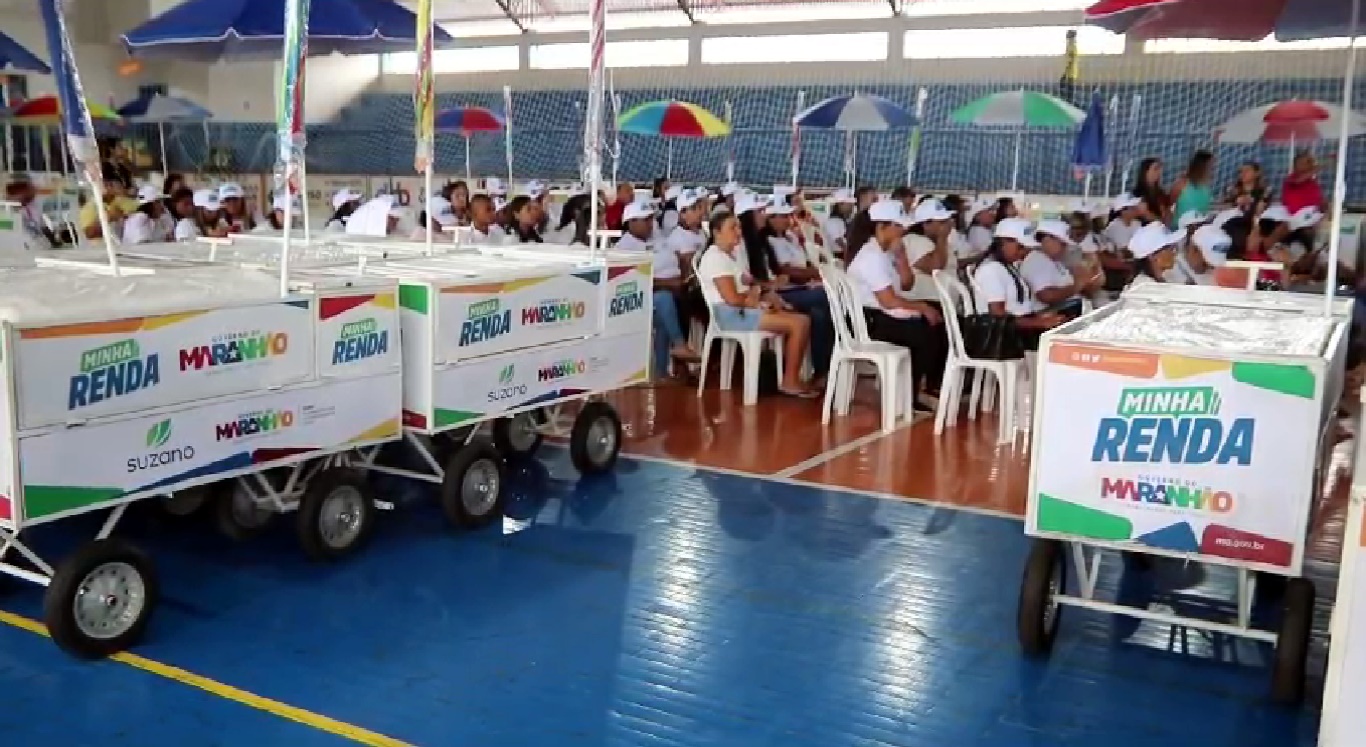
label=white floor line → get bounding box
[772,413,925,480]
[613,449,1024,523]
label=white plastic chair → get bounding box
[798,222,839,267]
[932,270,1027,444]
[694,249,784,405]
[819,264,914,433]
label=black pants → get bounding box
[864,308,947,395]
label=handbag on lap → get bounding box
[956,267,1025,361]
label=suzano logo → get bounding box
[1101,476,1235,514]
[609,281,645,317]
[333,317,389,364]
[180,330,289,371]
[538,359,586,383]
[1091,386,1253,466]
[127,418,194,474]
[69,338,161,410]
[216,409,296,441]
[522,298,587,326]
[487,364,528,403]
[459,298,512,346]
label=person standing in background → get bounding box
[1170,150,1216,226]
[1059,29,1079,105]
[1282,150,1327,215]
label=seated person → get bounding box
[5,176,60,248]
[698,211,818,398]
[465,194,505,244]
[1124,222,1185,290]
[970,218,1067,351]
[505,195,544,244]
[1020,220,1100,317]
[79,167,129,240]
[120,184,172,245]
[615,200,656,252]
[763,199,817,283]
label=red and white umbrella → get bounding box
[1213,100,1366,144]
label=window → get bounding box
[530,39,690,70]
[383,46,520,74]
[699,2,890,26]
[702,32,889,64]
[902,0,1094,16]
[903,25,1124,59]
[1144,36,1362,54]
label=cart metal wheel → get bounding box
[1271,577,1315,705]
[160,484,213,517]
[43,538,159,659]
[440,437,506,529]
[569,401,623,475]
[1017,538,1066,656]
[492,410,545,461]
[296,467,376,561]
[214,482,274,540]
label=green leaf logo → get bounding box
[498,364,515,384]
[146,419,172,449]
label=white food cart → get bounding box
[1020,288,1351,704]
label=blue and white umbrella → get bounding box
[793,93,917,131]
[118,94,213,173]
[1071,91,1107,191]
[0,31,49,73]
[120,0,455,62]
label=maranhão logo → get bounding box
[459,298,511,346]
[522,298,587,326]
[180,330,289,371]
[217,409,296,441]
[487,364,527,403]
[1090,386,1253,466]
[538,359,586,383]
[128,418,194,473]
[1101,475,1236,514]
[333,317,389,364]
[69,338,161,410]
[609,281,645,317]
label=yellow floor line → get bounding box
[0,610,414,747]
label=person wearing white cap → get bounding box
[618,194,702,380]
[259,192,301,233]
[969,218,1066,349]
[823,188,857,253]
[900,199,957,301]
[1102,193,1144,250]
[411,194,457,240]
[483,177,508,198]
[120,184,172,245]
[698,210,818,398]
[654,184,685,238]
[179,188,226,240]
[217,181,257,233]
[964,197,999,258]
[1124,222,1185,290]
[1019,220,1100,315]
[663,189,707,274]
[324,188,364,232]
[616,200,657,252]
[1179,224,1232,286]
[763,197,814,282]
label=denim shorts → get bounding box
[711,303,762,332]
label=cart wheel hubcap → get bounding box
[1042,555,1063,634]
[73,562,146,640]
[462,459,501,516]
[164,491,205,516]
[231,488,273,528]
[506,413,540,453]
[319,486,366,549]
[585,417,617,465]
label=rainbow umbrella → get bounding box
[617,100,730,137]
[436,106,507,179]
[617,100,729,178]
[5,95,121,125]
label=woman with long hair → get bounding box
[1130,157,1171,225]
[1170,150,1216,226]
[1124,222,1184,291]
[506,195,543,244]
[1223,161,1271,215]
[969,219,1067,351]
[698,211,817,398]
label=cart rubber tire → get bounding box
[296,468,377,562]
[160,484,214,517]
[569,401,623,475]
[492,410,545,461]
[1018,539,1066,657]
[440,438,506,529]
[1271,577,1315,705]
[214,482,274,541]
[43,538,159,659]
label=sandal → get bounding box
[670,347,702,363]
[778,386,821,399]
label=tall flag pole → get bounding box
[724,100,734,183]
[503,85,515,189]
[1102,93,1120,197]
[276,0,309,296]
[413,0,435,254]
[38,0,116,272]
[905,86,928,187]
[790,90,804,189]
[584,0,605,255]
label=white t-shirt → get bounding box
[949,229,974,260]
[971,259,1033,316]
[823,216,847,248]
[1103,218,1140,250]
[900,233,952,302]
[967,224,993,255]
[1018,251,1075,312]
[615,232,652,253]
[1126,273,1159,292]
[121,212,163,245]
[660,210,679,237]
[847,238,900,310]
[155,211,175,239]
[661,227,705,281]
[1170,252,1215,285]
[173,217,200,241]
[697,245,750,301]
[768,234,807,269]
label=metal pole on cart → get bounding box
[584,0,606,259]
[276,0,309,297]
[413,0,436,257]
[1322,0,1360,316]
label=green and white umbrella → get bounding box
[951,89,1086,190]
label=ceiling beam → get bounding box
[491,0,528,32]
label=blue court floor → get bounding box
[0,449,1327,746]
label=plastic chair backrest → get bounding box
[828,264,875,344]
[818,263,858,350]
[693,246,723,310]
[932,269,970,360]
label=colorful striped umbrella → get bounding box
[5,95,121,124]
[951,90,1085,128]
[1085,0,1358,42]
[434,106,505,133]
[617,100,730,138]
